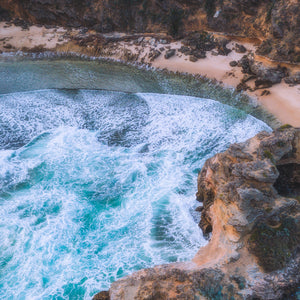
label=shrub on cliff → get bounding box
[168,6,184,37]
[248,216,300,272]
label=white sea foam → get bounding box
[0,89,271,299]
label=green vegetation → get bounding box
[168,7,184,37]
[248,217,300,272]
[263,150,273,160]
[278,124,292,131]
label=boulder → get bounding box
[191,49,206,59]
[215,37,231,56]
[284,72,300,86]
[250,62,288,85]
[182,31,215,52]
[93,291,109,300]
[261,90,271,96]
[235,43,247,53]
[189,55,198,62]
[238,55,252,74]
[148,49,161,61]
[164,49,176,59]
[229,60,238,67]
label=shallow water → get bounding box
[0,59,271,299]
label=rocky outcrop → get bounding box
[197,125,300,267]
[0,0,299,63]
[93,126,300,299]
[197,125,300,297]
[235,54,290,91]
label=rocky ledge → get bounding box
[94,126,300,300]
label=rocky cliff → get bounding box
[94,126,300,300]
[0,0,299,63]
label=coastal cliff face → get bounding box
[0,0,299,63]
[94,126,300,300]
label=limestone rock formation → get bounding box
[197,125,300,276]
[94,126,300,300]
[0,0,299,63]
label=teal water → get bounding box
[0,59,271,299]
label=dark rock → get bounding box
[189,55,198,62]
[191,49,206,59]
[92,24,104,32]
[256,39,273,56]
[241,0,260,15]
[0,7,11,21]
[92,291,109,300]
[274,163,300,199]
[149,50,161,61]
[44,24,55,29]
[241,74,256,83]
[13,18,30,29]
[122,49,138,62]
[3,43,13,49]
[255,79,273,89]
[199,210,212,236]
[236,82,249,92]
[238,55,252,74]
[284,72,300,86]
[235,43,247,53]
[164,49,176,59]
[79,28,88,34]
[229,60,238,67]
[272,18,284,39]
[178,46,190,54]
[230,275,246,290]
[216,37,231,56]
[182,31,215,52]
[195,206,203,212]
[261,90,271,96]
[250,62,288,85]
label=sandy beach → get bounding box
[1,21,299,126]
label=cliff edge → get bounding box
[94,126,300,300]
[0,0,299,63]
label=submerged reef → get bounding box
[95,126,300,299]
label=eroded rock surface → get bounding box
[0,0,299,63]
[94,126,300,300]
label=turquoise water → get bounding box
[0,59,271,299]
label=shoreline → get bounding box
[1,21,299,300]
[1,21,299,127]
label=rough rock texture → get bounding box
[235,54,290,90]
[197,125,300,297]
[1,0,299,62]
[93,127,300,299]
